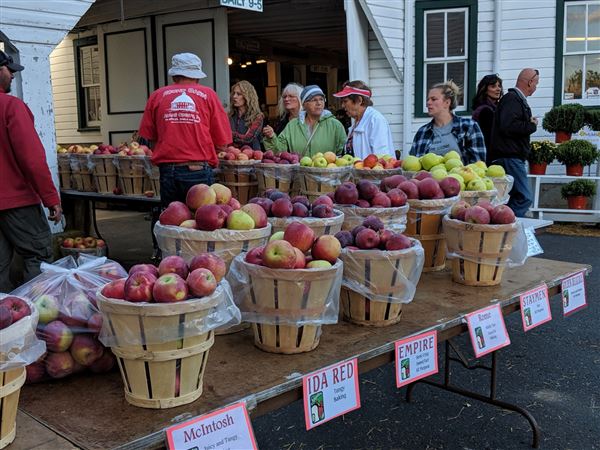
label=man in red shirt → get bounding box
[138,53,232,208]
[0,51,62,291]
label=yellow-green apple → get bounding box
[300,156,313,167]
[269,231,285,242]
[313,157,328,168]
[283,222,315,252]
[386,188,408,207]
[443,150,461,162]
[311,235,341,263]
[62,238,74,248]
[293,247,306,268]
[41,320,74,352]
[241,203,268,228]
[34,294,60,324]
[439,176,461,197]
[450,200,470,221]
[26,360,46,383]
[195,204,228,231]
[402,155,421,171]
[74,237,84,245]
[187,268,217,297]
[186,184,216,210]
[491,205,516,224]
[159,201,192,226]
[0,296,31,323]
[179,219,198,229]
[245,246,265,265]
[355,228,380,249]
[334,182,359,205]
[227,210,255,230]
[466,179,487,191]
[465,205,491,224]
[153,273,189,303]
[312,195,334,208]
[0,305,12,329]
[87,312,103,334]
[210,183,232,204]
[45,351,75,379]
[486,165,506,178]
[189,253,227,282]
[124,271,157,302]
[421,153,443,170]
[158,255,189,279]
[431,169,448,181]
[70,334,104,366]
[271,198,293,218]
[263,240,297,269]
[89,350,116,373]
[482,177,495,190]
[227,197,242,210]
[386,233,412,250]
[445,158,463,171]
[306,260,332,268]
[101,278,127,299]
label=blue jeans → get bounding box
[158,164,215,208]
[493,158,532,217]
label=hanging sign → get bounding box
[220,0,263,13]
[302,358,361,430]
[165,402,257,450]
[519,284,552,331]
[561,271,587,316]
[465,304,511,358]
[394,330,438,388]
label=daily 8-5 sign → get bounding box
[220,0,263,13]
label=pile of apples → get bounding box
[450,200,516,225]
[334,216,414,251]
[101,254,225,303]
[56,144,94,154]
[248,189,338,219]
[375,172,461,200]
[116,141,152,157]
[62,236,106,250]
[218,145,263,161]
[333,179,408,208]
[353,153,402,170]
[92,144,119,155]
[245,223,341,269]
[402,151,505,192]
[260,150,301,165]
[159,183,269,231]
[299,151,354,168]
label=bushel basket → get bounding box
[70,154,95,192]
[297,166,353,202]
[0,368,25,449]
[255,162,299,195]
[353,167,403,185]
[460,189,498,206]
[91,155,118,194]
[335,204,409,233]
[57,154,73,190]
[217,160,258,204]
[267,209,344,236]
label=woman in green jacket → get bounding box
[262,85,346,157]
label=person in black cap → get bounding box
[0,50,62,291]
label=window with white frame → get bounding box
[76,40,101,128]
[562,0,600,105]
[423,8,468,112]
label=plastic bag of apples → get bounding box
[0,294,46,371]
[10,254,127,383]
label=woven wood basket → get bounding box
[91,155,118,194]
[404,197,458,272]
[115,156,148,196]
[0,368,25,449]
[443,216,518,286]
[70,154,95,192]
[297,166,353,202]
[267,209,344,236]
[96,288,223,409]
[154,223,272,272]
[459,189,498,206]
[353,167,403,185]
[217,160,258,204]
[340,243,422,327]
[57,154,73,190]
[255,163,299,195]
[240,259,342,354]
[335,204,409,233]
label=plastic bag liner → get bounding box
[298,165,353,184]
[0,294,46,371]
[407,195,460,216]
[97,280,241,347]
[353,167,403,185]
[340,239,424,304]
[267,209,344,235]
[218,159,258,174]
[335,203,409,233]
[69,153,94,171]
[154,222,272,269]
[227,253,343,326]
[459,189,498,206]
[255,162,299,182]
[443,216,528,267]
[492,175,514,206]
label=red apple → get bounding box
[245,246,265,265]
[465,205,491,224]
[210,183,232,204]
[62,238,75,248]
[187,268,217,298]
[381,175,407,192]
[262,240,297,269]
[356,199,370,208]
[129,263,159,278]
[26,361,46,383]
[450,200,470,221]
[271,198,293,218]
[291,195,310,208]
[0,305,13,330]
[356,180,379,200]
[250,197,273,216]
[364,154,378,168]
[153,273,189,302]
[334,182,359,205]
[83,236,97,248]
[241,203,268,228]
[186,184,216,209]
[363,216,385,231]
[378,229,394,248]
[491,205,516,224]
[283,222,315,253]
[268,190,290,202]
[89,350,116,373]
[87,313,103,334]
[195,204,228,231]
[312,195,334,208]
[371,192,392,208]
[418,178,444,200]
[40,320,74,352]
[45,351,75,379]
[414,170,433,181]
[0,296,32,323]
[355,228,380,250]
[158,255,189,279]
[476,199,495,216]
[292,202,309,217]
[124,271,156,302]
[70,334,104,366]
[159,201,193,226]
[398,181,419,199]
[219,204,233,217]
[101,278,127,299]
[311,235,341,263]
[311,204,333,218]
[439,177,461,197]
[293,247,306,268]
[228,197,241,210]
[334,230,354,248]
[386,188,408,207]
[386,233,412,250]
[189,253,227,282]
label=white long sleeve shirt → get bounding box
[346,106,395,159]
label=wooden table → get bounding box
[14,258,590,450]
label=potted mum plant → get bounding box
[542,103,586,143]
[584,109,600,132]
[528,140,556,175]
[560,179,597,210]
[555,139,599,176]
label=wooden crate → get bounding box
[115,156,147,196]
[96,288,224,409]
[91,155,118,194]
[0,368,25,449]
[460,189,498,206]
[405,197,459,272]
[443,216,518,286]
[353,167,403,185]
[60,245,107,258]
[267,209,344,236]
[296,166,353,202]
[70,154,95,192]
[217,160,258,204]
[335,204,409,233]
[57,154,72,190]
[255,163,299,195]
[340,244,423,326]
[154,222,272,272]
[240,259,343,354]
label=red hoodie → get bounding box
[0,92,59,211]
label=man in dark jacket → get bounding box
[488,68,539,217]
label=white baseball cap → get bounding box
[168,53,207,79]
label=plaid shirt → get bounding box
[409,115,486,164]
